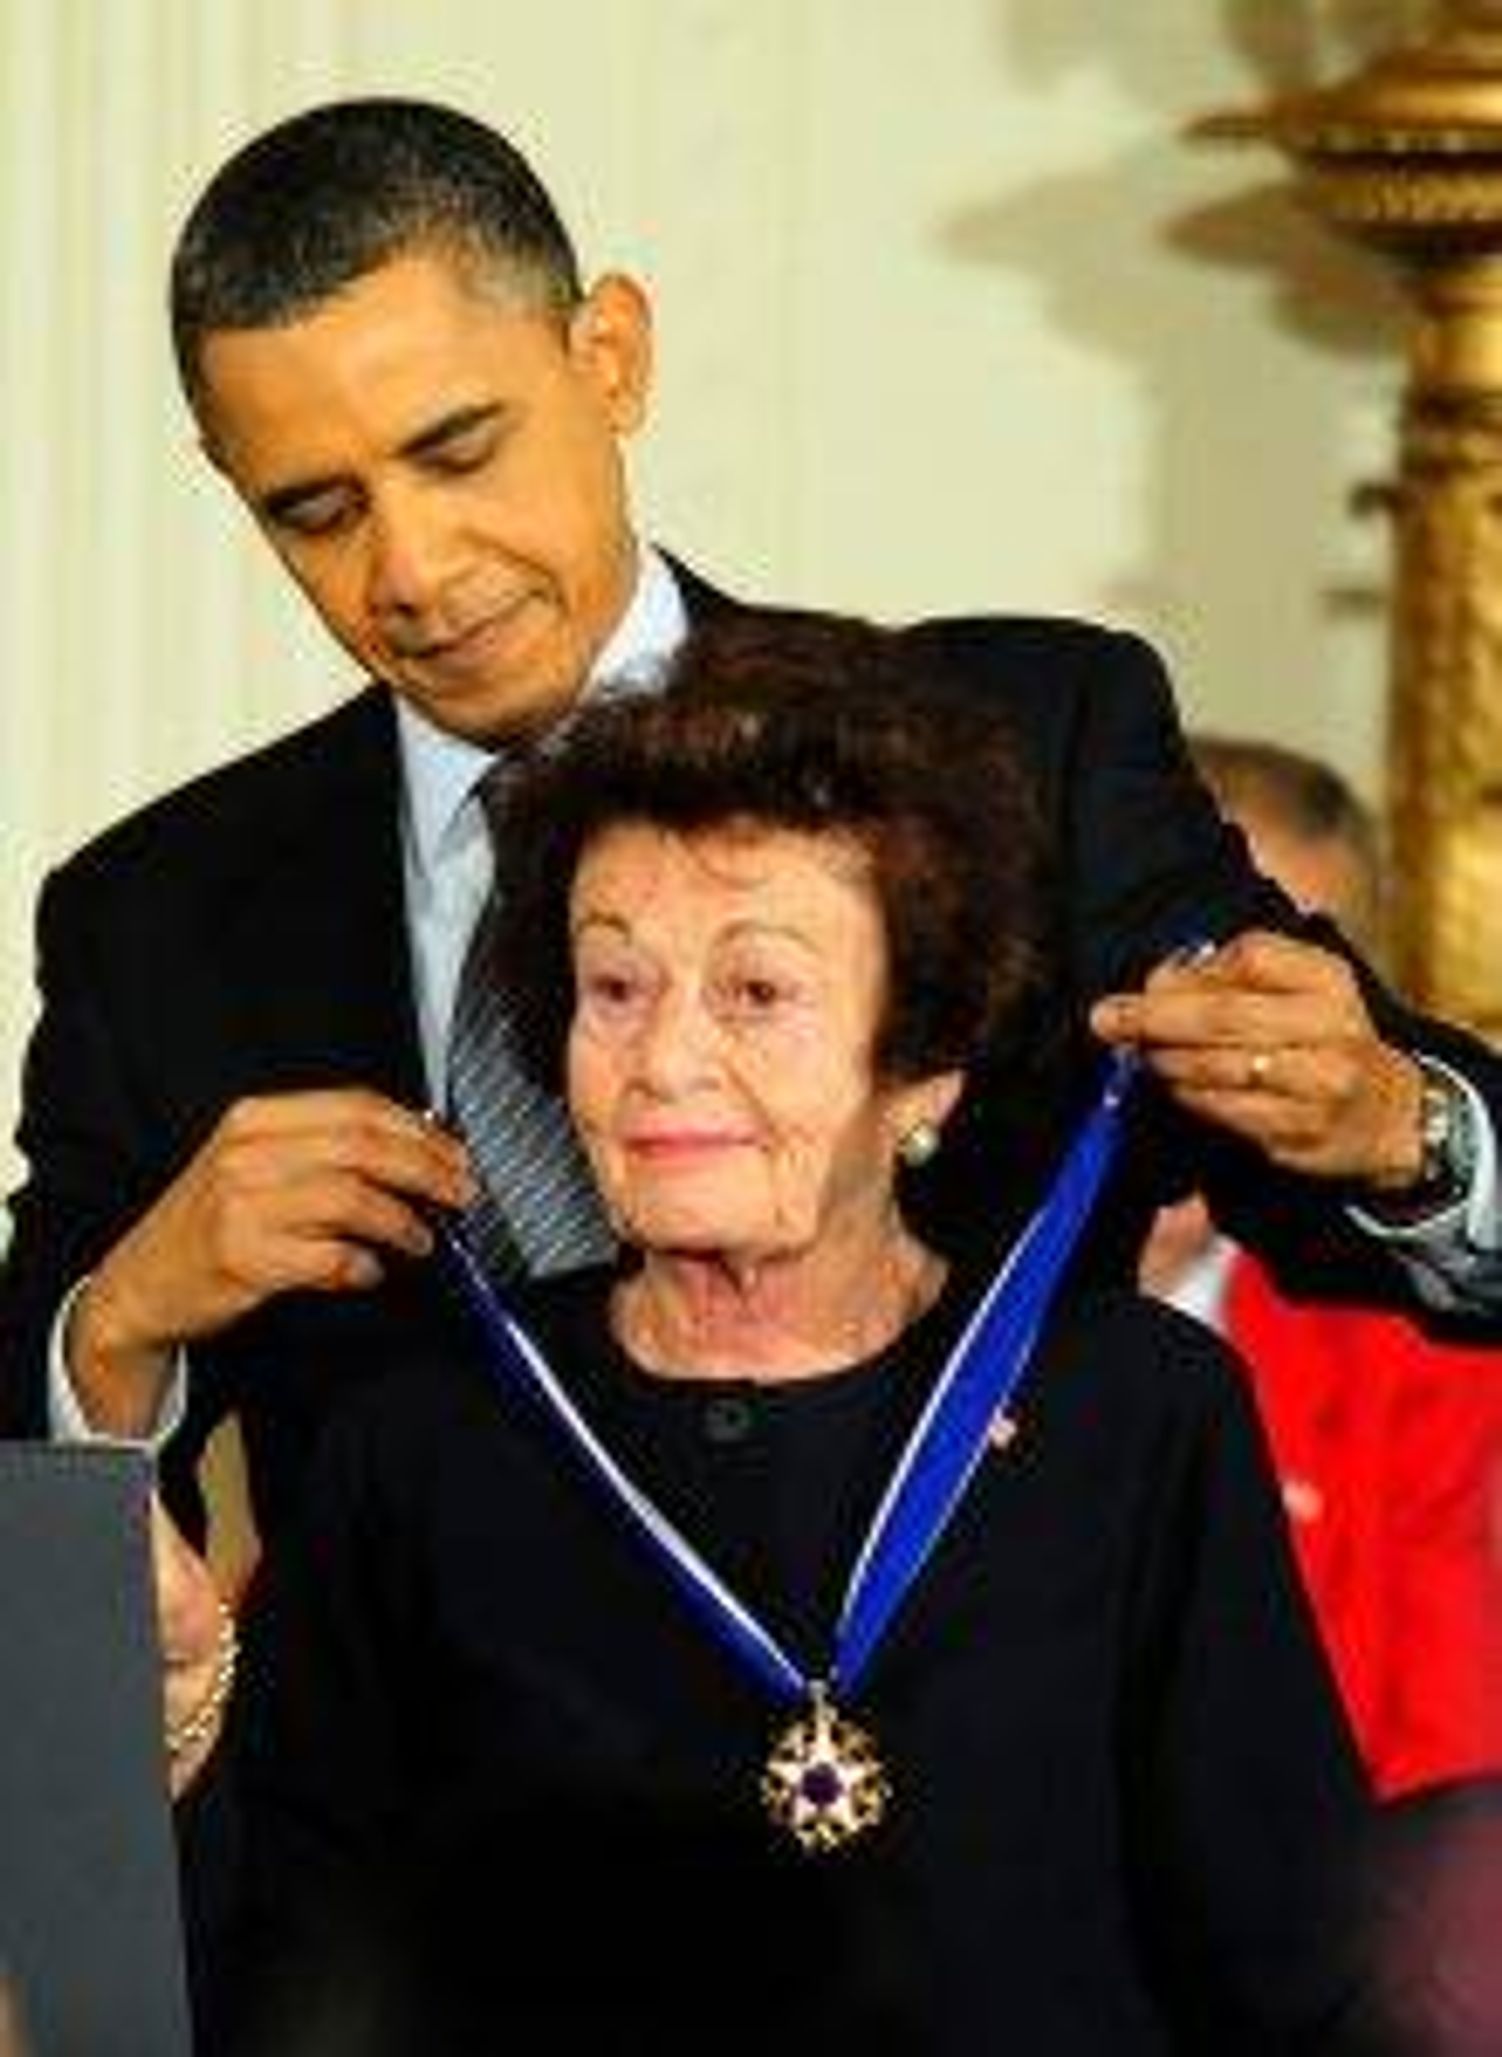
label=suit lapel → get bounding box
[665,554,739,627]
[225,690,427,1105]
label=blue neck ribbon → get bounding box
[437,1049,1139,1711]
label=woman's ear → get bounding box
[929,1071,965,1128]
[892,1069,965,1164]
[569,273,654,434]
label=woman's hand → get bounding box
[151,1494,237,1798]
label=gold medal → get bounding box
[761,1685,889,1853]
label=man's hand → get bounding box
[1090,930,1425,1188]
[67,1089,476,1436]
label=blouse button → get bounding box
[702,1394,756,1445]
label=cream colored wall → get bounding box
[0,2,1424,1192]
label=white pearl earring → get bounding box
[897,1120,941,1168]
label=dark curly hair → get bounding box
[489,608,1051,1097]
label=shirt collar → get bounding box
[397,544,689,873]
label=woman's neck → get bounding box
[612,1218,947,1383]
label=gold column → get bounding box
[1202,4,1502,1039]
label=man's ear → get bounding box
[569,273,653,434]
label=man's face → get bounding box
[195,250,651,742]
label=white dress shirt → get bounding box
[400,544,687,1098]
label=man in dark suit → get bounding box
[2,97,1497,1539]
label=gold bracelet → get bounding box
[165,1599,239,1760]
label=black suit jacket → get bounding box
[3,568,1497,1530]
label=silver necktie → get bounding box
[445,761,614,1282]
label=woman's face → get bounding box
[566,821,954,1262]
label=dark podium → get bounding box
[0,1446,190,2055]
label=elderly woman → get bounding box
[172,612,1379,2054]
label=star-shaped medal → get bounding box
[761,1686,889,1853]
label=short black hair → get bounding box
[491,609,1050,1094]
[170,97,582,407]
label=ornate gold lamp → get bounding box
[1203,4,1502,1039]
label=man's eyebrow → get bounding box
[401,401,507,461]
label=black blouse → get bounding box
[192,1270,1383,2055]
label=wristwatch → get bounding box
[1410,1059,1479,1211]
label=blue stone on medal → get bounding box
[761,1688,889,1852]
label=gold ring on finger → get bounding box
[1247,1049,1274,1088]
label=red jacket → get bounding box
[1227,1251,1502,1799]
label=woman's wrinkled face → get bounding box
[566,821,943,1262]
